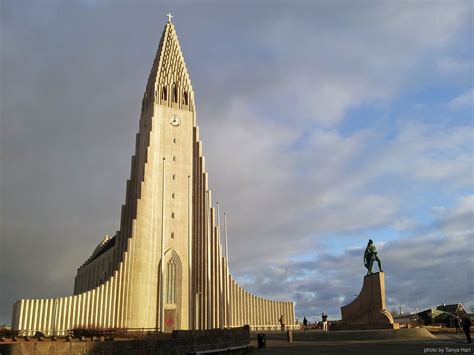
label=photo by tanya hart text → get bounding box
[424,347,472,353]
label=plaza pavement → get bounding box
[249,329,473,355]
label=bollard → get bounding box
[257,333,266,349]
[287,330,293,343]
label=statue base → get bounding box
[338,272,399,330]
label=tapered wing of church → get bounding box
[12,20,295,335]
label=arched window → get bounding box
[166,259,176,304]
[183,91,188,105]
[162,86,167,100]
[172,84,178,103]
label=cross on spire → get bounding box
[167,13,173,23]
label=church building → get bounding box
[12,17,295,334]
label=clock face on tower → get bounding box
[170,115,181,127]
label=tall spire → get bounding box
[144,17,193,107]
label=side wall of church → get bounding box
[12,265,123,336]
[74,246,115,294]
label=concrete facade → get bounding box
[11,19,295,335]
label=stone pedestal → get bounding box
[339,272,399,330]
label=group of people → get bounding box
[290,311,471,343]
[297,313,329,331]
[279,314,328,332]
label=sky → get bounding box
[1,0,473,325]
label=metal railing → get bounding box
[248,325,300,331]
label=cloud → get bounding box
[207,117,473,273]
[448,88,474,110]
[437,58,471,75]
[368,122,474,188]
[197,1,470,126]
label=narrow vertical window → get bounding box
[172,84,178,103]
[166,259,176,304]
[162,86,167,100]
[183,91,188,105]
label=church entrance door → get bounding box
[164,308,176,332]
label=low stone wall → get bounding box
[171,326,250,348]
[0,326,250,355]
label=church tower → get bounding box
[110,16,196,330]
[12,17,295,334]
[73,16,196,331]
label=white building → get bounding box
[12,17,295,335]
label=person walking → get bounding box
[454,315,462,334]
[303,317,308,331]
[279,315,286,332]
[461,313,472,343]
[322,312,328,331]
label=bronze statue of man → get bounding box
[364,239,383,275]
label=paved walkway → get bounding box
[249,331,473,355]
[250,340,473,355]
